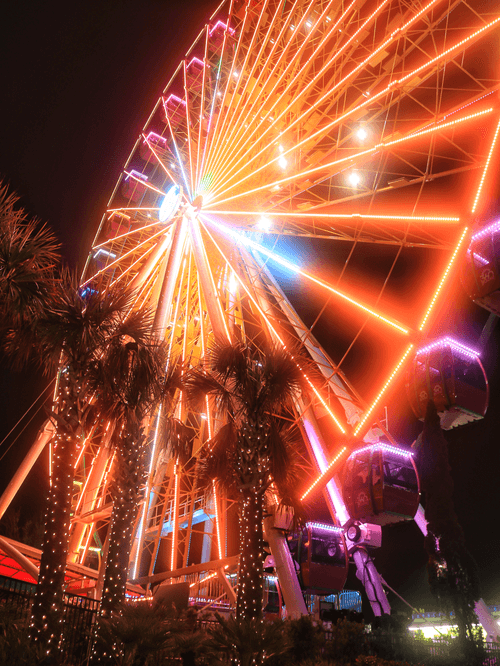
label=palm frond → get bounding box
[184,368,234,418]
[268,420,306,521]
[196,423,239,497]
[165,418,193,465]
[0,181,60,336]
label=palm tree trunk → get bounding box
[89,487,138,665]
[101,485,137,615]
[236,489,264,620]
[90,429,145,665]
[29,378,78,653]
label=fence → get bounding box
[0,575,99,665]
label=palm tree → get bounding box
[87,320,182,617]
[0,180,60,342]
[185,341,307,620]
[5,276,138,654]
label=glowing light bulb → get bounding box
[257,216,272,232]
[228,271,238,293]
[278,155,288,169]
[356,127,368,141]
[348,171,361,187]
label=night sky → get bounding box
[0,0,499,615]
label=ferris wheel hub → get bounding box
[192,195,203,212]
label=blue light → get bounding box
[159,185,181,223]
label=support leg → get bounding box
[353,547,391,617]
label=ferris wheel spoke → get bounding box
[209,0,388,190]
[193,27,210,191]
[163,105,193,199]
[81,226,168,288]
[183,61,196,195]
[207,0,310,183]
[206,210,460,247]
[201,220,348,434]
[472,115,500,215]
[208,0,288,175]
[208,16,499,205]
[92,217,167,252]
[207,105,494,209]
[210,0,342,187]
[200,7,253,182]
[203,214,414,336]
[208,0,445,198]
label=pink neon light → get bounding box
[466,249,489,266]
[415,336,480,359]
[209,20,235,36]
[350,443,413,459]
[471,219,500,242]
[188,57,205,69]
[303,418,349,524]
[145,131,167,146]
[125,169,148,182]
[165,93,186,107]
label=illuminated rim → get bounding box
[74,1,500,577]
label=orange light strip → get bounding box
[301,446,348,500]
[212,480,223,559]
[388,109,493,145]
[201,219,347,434]
[208,107,494,208]
[189,566,229,588]
[78,451,115,563]
[418,226,469,331]
[93,218,169,253]
[170,459,180,571]
[108,231,171,288]
[194,27,209,189]
[209,0,384,190]
[209,0,442,196]
[208,9,500,203]
[197,272,213,440]
[207,0,309,181]
[197,9,236,190]
[472,117,500,214]
[201,4,253,178]
[183,60,195,193]
[81,226,167,288]
[210,0,341,184]
[73,430,92,471]
[206,0,283,176]
[353,344,415,436]
[206,218,410,334]
[107,207,159,212]
[208,211,460,224]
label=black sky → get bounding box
[0,0,499,614]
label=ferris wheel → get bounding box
[26,0,500,617]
